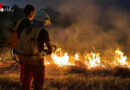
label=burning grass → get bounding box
[45,48,130,69]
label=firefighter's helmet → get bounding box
[33,10,51,25]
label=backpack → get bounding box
[7,18,25,49]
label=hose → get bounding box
[10,49,20,64]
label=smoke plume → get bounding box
[48,0,130,61]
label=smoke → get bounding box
[48,0,130,60]
[1,0,130,61]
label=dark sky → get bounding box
[1,0,63,9]
[1,0,130,10]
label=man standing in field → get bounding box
[17,5,36,84]
[8,4,36,84]
[15,10,56,90]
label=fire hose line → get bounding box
[9,45,56,64]
[0,45,49,64]
[10,49,20,64]
[10,49,52,64]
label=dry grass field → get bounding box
[0,62,130,90]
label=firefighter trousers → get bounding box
[21,63,45,90]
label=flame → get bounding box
[114,49,129,67]
[51,48,71,66]
[44,56,50,65]
[44,48,129,68]
[74,53,79,60]
[45,60,50,65]
[85,52,101,68]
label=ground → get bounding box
[0,61,130,90]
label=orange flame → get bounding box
[74,53,79,61]
[44,48,129,68]
[85,52,101,68]
[51,48,71,66]
[114,49,129,67]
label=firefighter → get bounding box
[18,5,36,84]
[15,11,56,90]
[9,4,36,84]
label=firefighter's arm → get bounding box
[45,41,56,54]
